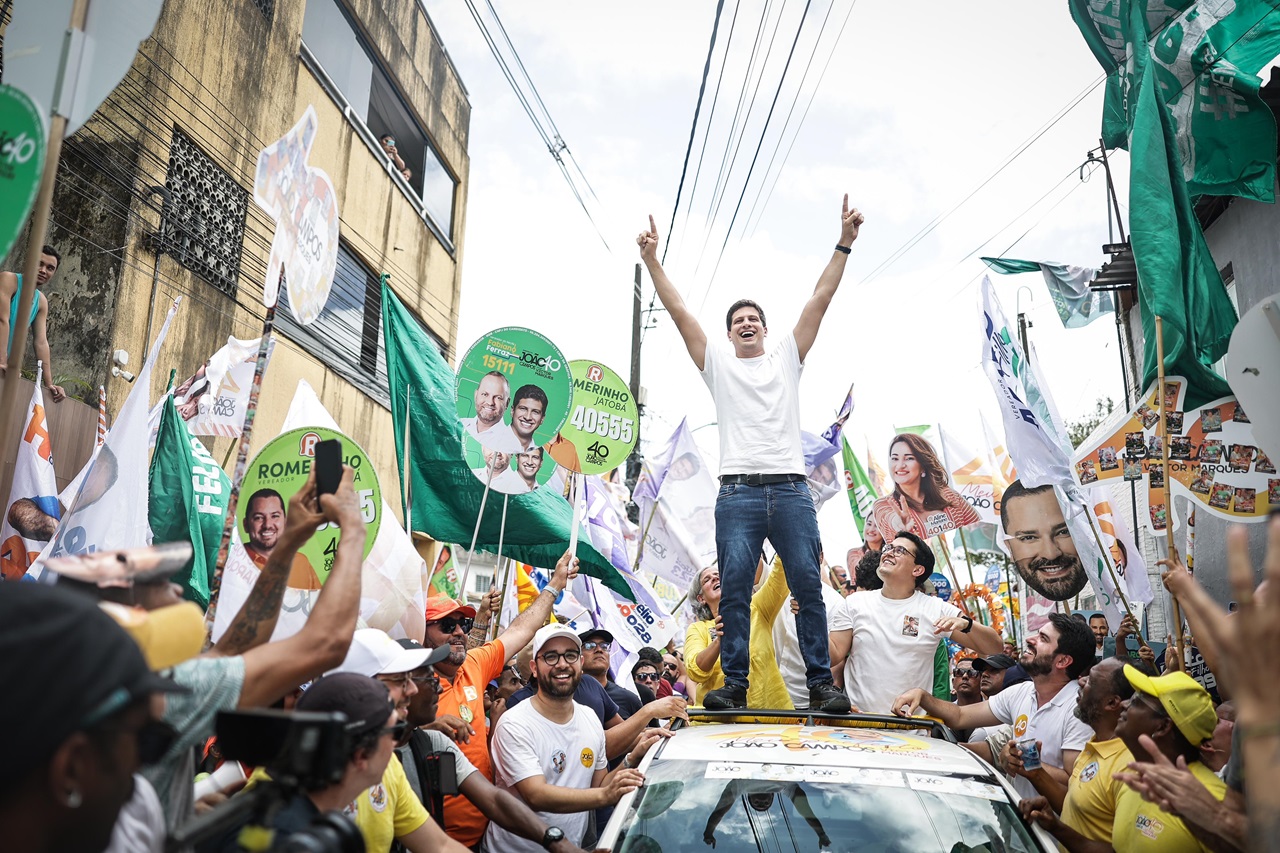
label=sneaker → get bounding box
[808,682,851,714]
[703,683,747,710]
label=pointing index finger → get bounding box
[842,193,849,216]
[649,214,657,236]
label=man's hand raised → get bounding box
[318,465,364,531]
[637,215,659,263]
[892,687,927,717]
[839,194,865,246]
[548,549,580,593]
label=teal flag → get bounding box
[1071,0,1242,408]
[981,257,1114,328]
[842,436,878,538]
[381,283,631,600]
[1071,0,1280,203]
[148,398,231,607]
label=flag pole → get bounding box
[458,462,496,601]
[204,282,279,639]
[490,496,511,641]
[1080,502,1134,617]
[1155,316,1187,666]
[567,471,584,557]
[402,385,413,533]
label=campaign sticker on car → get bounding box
[705,762,906,787]
[905,773,1007,802]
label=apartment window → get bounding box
[250,0,275,21]
[160,128,248,297]
[275,241,445,407]
[301,0,457,238]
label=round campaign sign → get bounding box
[462,433,557,495]
[0,85,46,259]
[548,360,639,475]
[455,327,573,455]
[237,427,381,585]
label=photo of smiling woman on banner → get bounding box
[870,433,979,541]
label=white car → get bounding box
[598,710,1057,852]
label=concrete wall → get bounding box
[10,0,470,529]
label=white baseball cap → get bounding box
[327,628,431,677]
[532,623,582,659]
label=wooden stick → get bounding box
[402,384,412,533]
[1155,316,1187,666]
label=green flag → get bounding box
[148,397,231,607]
[1071,0,1243,408]
[1072,0,1280,203]
[842,436,878,538]
[381,283,631,600]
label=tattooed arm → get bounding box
[234,466,367,708]
[211,470,326,656]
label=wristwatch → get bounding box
[960,615,974,634]
[541,826,566,849]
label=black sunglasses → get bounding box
[634,672,661,682]
[952,668,978,679]
[430,616,474,634]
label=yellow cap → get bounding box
[99,601,206,671]
[1123,664,1217,745]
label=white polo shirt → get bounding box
[986,679,1093,799]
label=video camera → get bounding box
[166,709,364,853]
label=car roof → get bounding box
[652,715,996,778]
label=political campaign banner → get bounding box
[234,426,381,588]
[549,360,638,475]
[633,419,718,589]
[463,433,556,496]
[167,335,275,438]
[429,544,461,598]
[941,425,1002,526]
[1072,376,1273,534]
[0,85,45,259]
[455,326,573,456]
[841,436,878,538]
[0,371,58,579]
[869,430,981,542]
[253,105,340,323]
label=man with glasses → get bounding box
[830,532,1002,714]
[428,550,578,848]
[486,625,667,852]
[398,639,592,853]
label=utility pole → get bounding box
[626,263,643,505]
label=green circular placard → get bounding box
[237,427,381,585]
[455,327,573,455]
[0,85,47,259]
[548,360,638,475]
[462,432,557,495]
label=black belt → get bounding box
[719,473,805,485]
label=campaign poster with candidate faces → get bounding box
[548,360,639,475]
[1071,377,1274,534]
[237,427,381,585]
[455,327,573,456]
[462,433,558,495]
[869,431,981,543]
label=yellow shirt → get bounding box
[1111,760,1225,852]
[1060,737,1130,842]
[685,560,794,710]
[247,757,428,852]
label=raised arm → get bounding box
[495,550,578,654]
[0,271,15,374]
[32,295,66,402]
[793,195,864,362]
[236,466,367,708]
[638,215,708,370]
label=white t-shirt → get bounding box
[840,590,962,714]
[461,417,523,454]
[986,679,1093,800]
[105,775,166,853]
[700,331,805,475]
[773,584,849,707]
[485,698,606,852]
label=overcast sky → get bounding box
[422,0,1136,551]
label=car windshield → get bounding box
[611,759,1040,853]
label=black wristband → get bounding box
[834,244,851,255]
[961,615,974,634]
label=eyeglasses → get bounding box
[378,721,409,741]
[583,641,612,652]
[377,673,414,689]
[663,663,678,672]
[952,668,977,679]
[883,544,917,559]
[502,665,526,684]
[634,672,661,683]
[429,616,474,634]
[410,671,441,690]
[538,649,581,665]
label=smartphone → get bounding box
[314,438,343,496]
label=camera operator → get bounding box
[210,673,398,851]
[49,466,368,830]
[0,583,186,853]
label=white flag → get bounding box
[940,425,1000,526]
[633,420,717,589]
[1,366,60,579]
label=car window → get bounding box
[612,759,1041,853]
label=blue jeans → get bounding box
[714,479,833,689]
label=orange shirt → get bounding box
[436,638,507,847]
[245,544,321,590]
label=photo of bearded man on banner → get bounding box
[999,478,1088,601]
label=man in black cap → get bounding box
[972,653,1031,699]
[580,629,644,719]
[0,582,184,853]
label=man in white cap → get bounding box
[325,628,467,853]
[485,624,666,852]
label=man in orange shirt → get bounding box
[427,550,577,848]
[243,489,320,590]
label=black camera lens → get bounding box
[275,812,364,853]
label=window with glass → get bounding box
[301,0,457,238]
[275,241,444,407]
